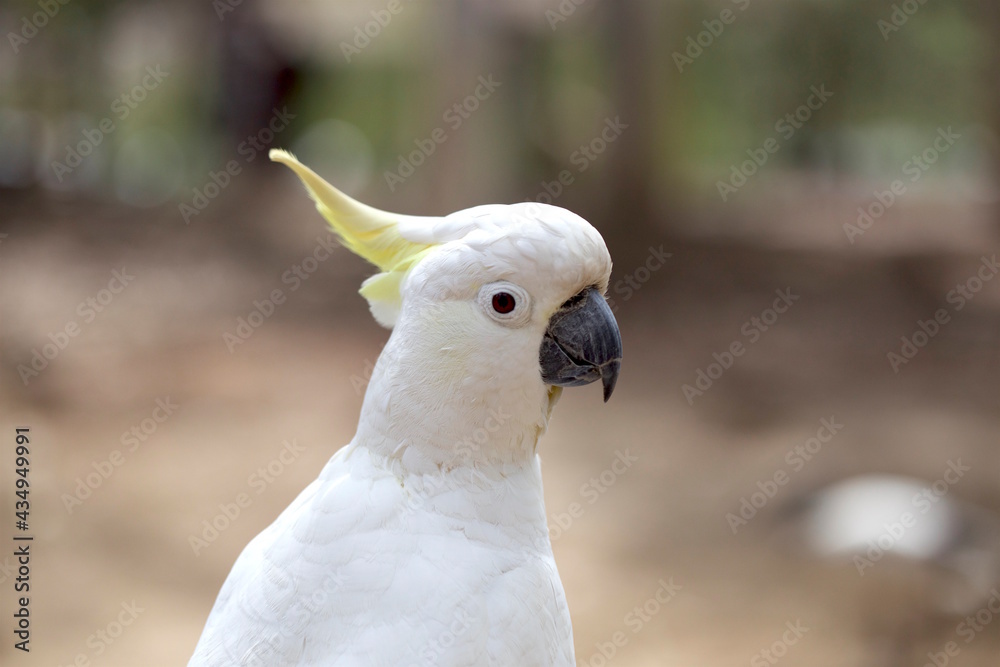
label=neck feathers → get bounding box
[354,330,559,474]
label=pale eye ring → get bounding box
[478,282,531,327]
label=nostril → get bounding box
[559,288,593,310]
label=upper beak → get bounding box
[539,287,623,401]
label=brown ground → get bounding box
[2,176,999,666]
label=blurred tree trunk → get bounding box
[431,0,678,267]
[983,1,1000,237]
[601,0,676,265]
[427,0,481,211]
[430,0,559,213]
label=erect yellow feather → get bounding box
[269,149,432,271]
[269,148,435,327]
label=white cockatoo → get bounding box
[189,149,622,666]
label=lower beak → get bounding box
[539,287,623,401]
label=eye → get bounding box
[492,292,516,314]
[478,282,531,328]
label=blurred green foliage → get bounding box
[0,0,992,209]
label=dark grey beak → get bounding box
[539,287,623,401]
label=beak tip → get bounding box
[601,359,621,402]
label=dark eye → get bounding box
[492,292,516,314]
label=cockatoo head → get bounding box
[398,202,621,399]
[271,150,621,467]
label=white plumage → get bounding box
[189,151,621,666]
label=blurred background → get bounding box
[2,0,1000,665]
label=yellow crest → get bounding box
[270,149,434,327]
